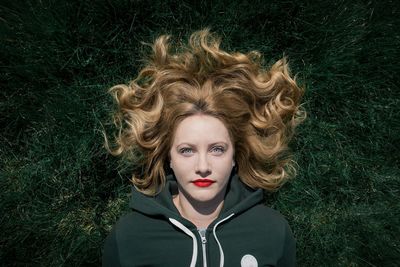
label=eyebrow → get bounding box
[176,142,229,147]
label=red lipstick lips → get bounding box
[192,179,215,187]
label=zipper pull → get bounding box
[198,229,207,244]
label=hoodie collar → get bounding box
[129,173,264,224]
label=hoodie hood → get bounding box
[129,172,264,227]
[104,173,296,267]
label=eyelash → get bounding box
[211,146,225,153]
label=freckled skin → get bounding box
[169,114,235,206]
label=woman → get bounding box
[103,29,305,267]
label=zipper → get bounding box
[198,229,207,267]
[169,214,235,267]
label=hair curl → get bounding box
[105,28,306,195]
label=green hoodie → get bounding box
[102,174,296,267]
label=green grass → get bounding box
[1,0,399,266]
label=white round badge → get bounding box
[240,254,258,267]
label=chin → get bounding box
[192,196,216,203]
[188,190,222,203]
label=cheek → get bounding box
[170,154,194,174]
[215,157,234,173]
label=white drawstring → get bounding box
[213,213,235,267]
[169,218,198,267]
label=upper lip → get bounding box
[192,179,215,183]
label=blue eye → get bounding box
[179,147,193,154]
[211,146,225,154]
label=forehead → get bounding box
[172,114,232,145]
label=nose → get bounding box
[195,153,211,177]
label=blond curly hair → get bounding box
[105,28,306,195]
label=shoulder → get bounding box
[102,213,135,266]
[247,205,297,263]
[221,204,296,266]
[102,211,195,267]
[254,205,297,264]
[101,212,156,267]
[111,212,141,233]
[104,211,169,244]
[245,203,291,228]
[239,204,295,248]
[229,202,294,241]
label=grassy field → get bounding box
[1,0,399,266]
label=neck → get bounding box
[173,191,225,229]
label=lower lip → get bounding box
[193,181,214,187]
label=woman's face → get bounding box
[169,114,235,204]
